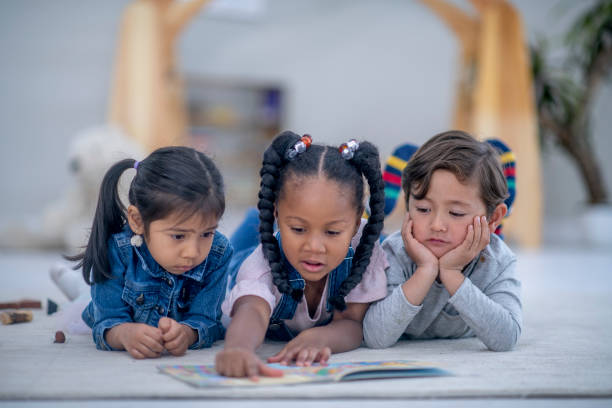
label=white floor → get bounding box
[1,244,611,407]
[1,399,612,408]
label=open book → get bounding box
[158,360,449,387]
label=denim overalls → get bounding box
[82,225,233,351]
[228,212,354,341]
[265,239,355,341]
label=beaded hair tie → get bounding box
[285,134,312,160]
[339,139,359,160]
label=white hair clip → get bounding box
[285,134,312,160]
[339,139,359,160]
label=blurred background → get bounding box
[0,0,610,252]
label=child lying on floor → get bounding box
[59,146,232,358]
[363,130,522,352]
[216,132,388,378]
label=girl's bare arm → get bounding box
[268,302,369,366]
[215,295,283,378]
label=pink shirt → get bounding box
[222,221,389,333]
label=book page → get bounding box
[158,360,449,388]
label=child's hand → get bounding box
[215,347,284,379]
[158,317,196,356]
[439,215,490,273]
[113,322,164,359]
[401,213,438,274]
[267,332,332,367]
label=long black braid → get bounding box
[257,132,302,300]
[257,131,385,311]
[327,140,385,311]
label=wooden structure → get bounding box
[420,0,542,247]
[108,0,211,152]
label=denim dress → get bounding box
[82,225,233,351]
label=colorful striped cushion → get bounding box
[380,139,516,238]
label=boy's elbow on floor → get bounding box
[487,341,514,352]
[364,332,396,349]
[486,331,520,352]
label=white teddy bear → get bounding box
[0,125,145,252]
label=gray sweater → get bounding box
[363,232,522,351]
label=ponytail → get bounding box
[68,146,225,285]
[67,159,136,284]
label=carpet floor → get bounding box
[0,247,611,402]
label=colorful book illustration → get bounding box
[158,360,449,387]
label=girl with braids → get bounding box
[216,131,388,378]
[363,130,522,352]
[65,146,232,359]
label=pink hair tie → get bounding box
[133,161,140,170]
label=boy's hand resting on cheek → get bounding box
[438,216,490,295]
[401,214,439,278]
[439,215,490,272]
[216,347,284,379]
[399,214,492,301]
[158,317,196,356]
[399,213,441,305]
[268,330,332,367]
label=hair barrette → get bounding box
[286,134,312,160]
[339,139,359,160]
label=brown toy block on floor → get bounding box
[54,330,66,343]
[0,310,34,325]
[0,299,42,309]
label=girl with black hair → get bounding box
[67,146,233,359]
[216,131,388,378]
